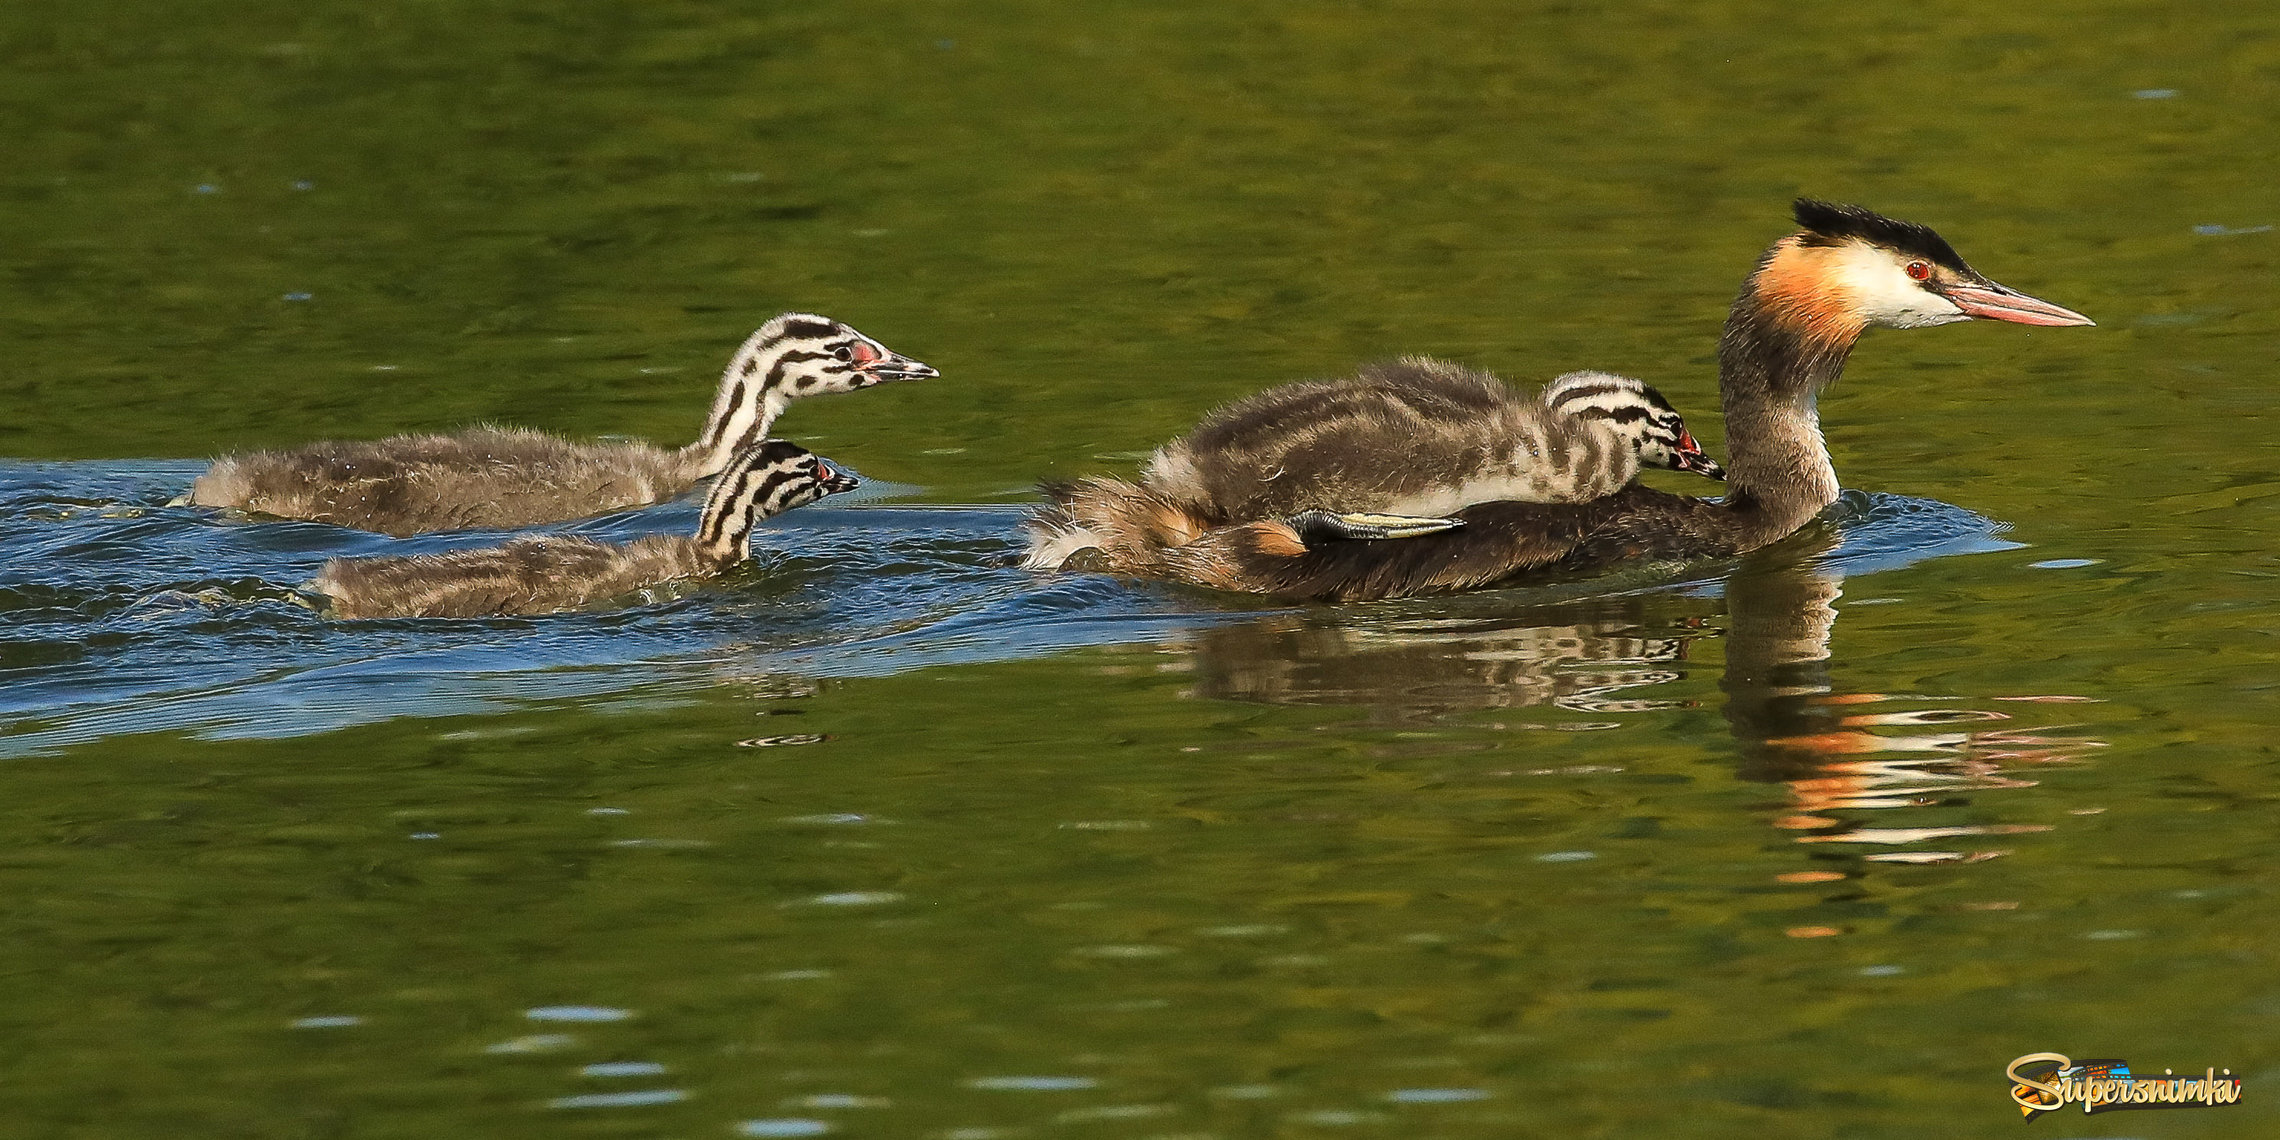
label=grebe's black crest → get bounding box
[1792,199,1969,272]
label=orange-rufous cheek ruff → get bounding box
[1754,239,1870,343]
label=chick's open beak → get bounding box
[1673,430,1727,481]
[818,462,861,495]
[858,349,939,383]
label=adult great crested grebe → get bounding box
[309,439,857,619]
[1024,199,2093,601]
[189,313,932,536]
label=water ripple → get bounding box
[548,1088,685,1109]
[2,463,2017,756]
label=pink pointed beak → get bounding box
[1938,280,2096,327]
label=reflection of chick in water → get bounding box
[1179,594,1708,717]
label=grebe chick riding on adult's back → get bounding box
[1026,364,1725,568]
[1144,361,1725,522]
[1024,200,2093,601]
[190,313,932,536]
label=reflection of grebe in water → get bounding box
[1719,545,2100,872]
[1174,529,2104,882]
[1180,599,1703,719]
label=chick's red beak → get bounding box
[1672,429,1726,480]
[817,460,860,495]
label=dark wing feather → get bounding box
[1167,486,1734,602]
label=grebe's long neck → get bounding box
[677,330,795,480]
[1715,243,1863,544]
[692,454,776,566]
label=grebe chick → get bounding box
[190,313,931,536]
[1028,362,1724,571]
[1027,199,2094,601]
[310,440,856,619]
[1142,361,1724,526]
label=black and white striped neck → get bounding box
[693,438,860,563]
[678,313,936,479]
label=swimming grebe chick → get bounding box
[191,313,931,536]
[310,440,857,619]
[1027,199,2094,600]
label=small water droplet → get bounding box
[282,292,313,302]
[2132,88,2178,99]
[290,1015,362,1029]
[1535,850,1596,862]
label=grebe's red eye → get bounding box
[1905,260,1932,281]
